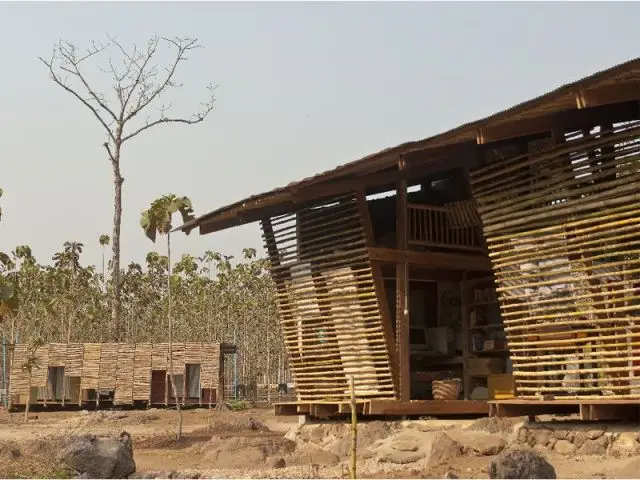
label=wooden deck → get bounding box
[275,399,489,418]
[490,398,640,421]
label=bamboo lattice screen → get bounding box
[261,193,396,401]
[471,121,640,399]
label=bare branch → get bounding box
[55,40,119,123]
[122,83,215,143]
[103,141,116,163]
[39,54,116,143]
[124,37,200,122]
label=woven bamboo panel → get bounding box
[9,345,29,396]
[201,343,220,389]
[470,121,640,399]
[65,344,84,376]
[185,342,203,364]
[81,343,101,389]
[261,193,396,401]
[152,343,169,370]
[114,344,135,405]
[31,345,49,388]
[48,343,67,367]
[133,343,152,400]
[98,344,118,389]
[170,342,186,375]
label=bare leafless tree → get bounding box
[40,36,215,339]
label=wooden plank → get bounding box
[368,400,489,416]
[396,170,410,403]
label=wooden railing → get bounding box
[408,204,483,251]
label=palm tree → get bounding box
[140,194,195,439]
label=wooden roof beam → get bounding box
[477,100,640,145]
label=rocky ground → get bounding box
[1,406,640,478]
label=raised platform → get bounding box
[275,399,489,418]
[490,398,640,421]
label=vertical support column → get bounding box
[356,188,398,396]
[396,156,410,402]
[460,272,470,400]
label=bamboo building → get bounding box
[8,342,235,408]
[180,58,640,420]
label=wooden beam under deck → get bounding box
[274,400,489,418]
[489,399,640,421]
[369,247,492,272]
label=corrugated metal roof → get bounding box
[179,57,640,234]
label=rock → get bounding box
[608,432,640,458]
[554,440,576,455]
[588,429,606,440]
[393,440,419,452]
[173,471,201,479]
[379,449,424,465]
[59,431,136,478]
[246,417,267,431]
[266,456,286,469]
[488,448,556,479]
[552,429,568,440]
[284,424,301,442]
[517,428,528,443]
[531,429,552,447]
[445,430,506,456]
[426,432,463,465]
[572,431,587,448]
[443,472,459,479]
[577,435,608,456]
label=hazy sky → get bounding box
[2,1,640,268]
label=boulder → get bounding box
[445,430,506,456]
[609,432,640,458]
[266,456,286,469]
[553,440,576,455]
[577,435,609,456]
[59,431,135,479]
[488,448,556,479]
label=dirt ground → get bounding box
[0,406,639,478]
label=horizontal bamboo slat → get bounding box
[48,343,67,367]
[471,122,640,399]
[201,343,220,389]
[261,193,396,401]
[152,343,169,371]
[9,345,29,395]
[98,344,118,389]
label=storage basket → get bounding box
[432,378,462,400]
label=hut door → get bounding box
[150,370,166,404]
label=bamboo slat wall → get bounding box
[114,344,135,405]
[201,344,221,389]
[133,343,152,401]
[8,345,29,397]
[261,193,396,401]
[470,121,640,399]
[8,342,224,405]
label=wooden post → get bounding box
[396,156,410,402]
[460,272,470,400]
[349,375,357,480]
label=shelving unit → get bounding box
[461,275,512,400]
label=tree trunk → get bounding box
[111,153,123,341]
[166,232,183,440]
[24,371,32,422]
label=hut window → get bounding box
[186,364,201,399]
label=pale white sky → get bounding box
[1,1,640,268]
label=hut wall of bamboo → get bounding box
[8,342,224,406]
[470,120,640,399]
[261,193,396,402]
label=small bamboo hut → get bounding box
[8,342,236,408]
[179,58,640,420]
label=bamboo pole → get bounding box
[350,375,357,480]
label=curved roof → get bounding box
[181,57,640,235]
